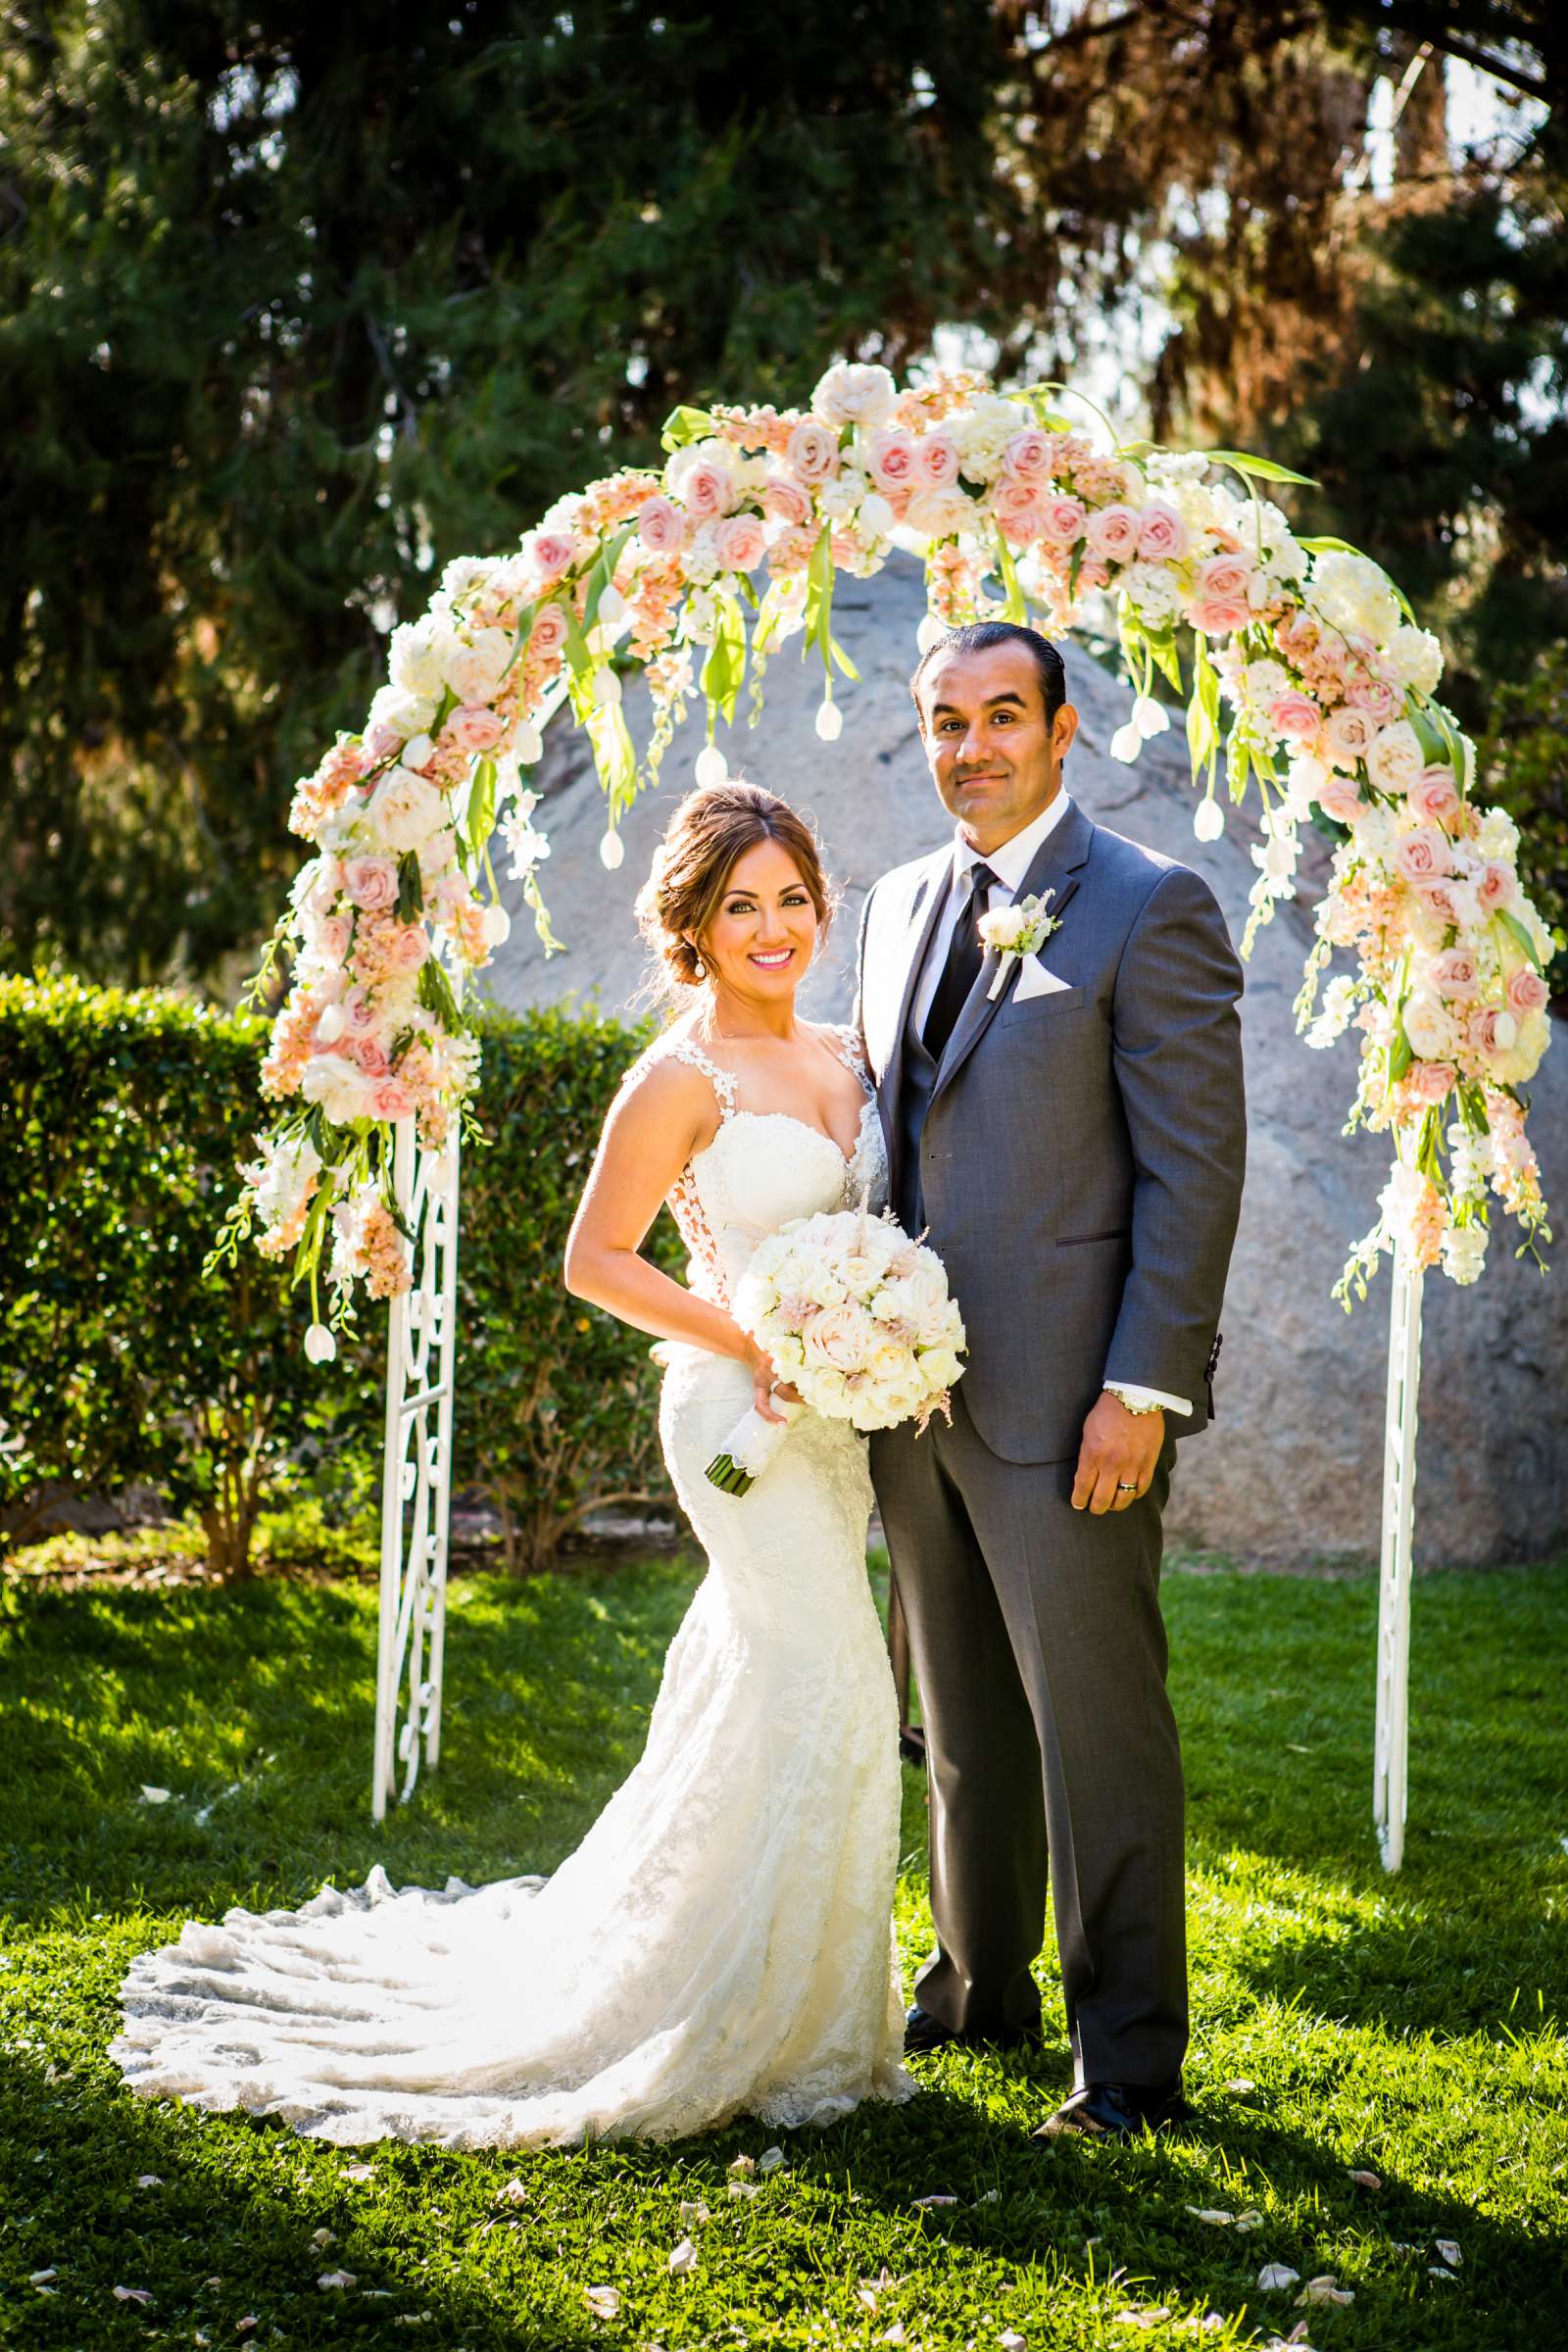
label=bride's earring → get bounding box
[687,939,706,981]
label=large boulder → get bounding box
[481,556,1568,1566]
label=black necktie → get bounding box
[921,862,999,1062]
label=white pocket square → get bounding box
[1012,957,1072,1002]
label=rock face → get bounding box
[483,556,1568,1566]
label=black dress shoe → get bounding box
[905,2004,1043,2056]
[1034,2081,1194,2138]
[904,2003,958,2053]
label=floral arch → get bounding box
[221,363,1555,1854]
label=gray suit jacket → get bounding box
[858,797,1247,1465]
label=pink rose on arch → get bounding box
[364,721,405,762]
[681,457,737,518]
[1136,500,1190,562]
[1323,705,1375,768]
[342,987,378,1035]
[344,857,399,912]
[528,604,569,660]
[1404,1058,1457,1107]
[1316,772,1365,825]
[1409,764,1461,829]
[763,475,812,527]
[529,530,577,583]
[1347,673,1401,725]
[865,427,917,492]
[994,491,1049,548]
[391,923,431,971]
[786,419,840,484]
[713,512,767,572]
[1413,877,1461,929]
[353,1037,390,1078]
[1038,494,1089,547]
[1394,824,1451,882]
[318,913,354,966]
[1189,597,1250,638]
[913,431,960,488]
[1266,691,1322,743]
[1194,551,1252,605]
[1077,554,1111,591]
[369,1078,416,1122]
[1084,503,1142,564]
[1003,426,1054,483]
[638,494,684,555]
[1430,948,1480,1002]
[1467,1004,1518,1059]
[444,704,506,756]
[1478,859,1518,912]
[1506,963,1550,1017]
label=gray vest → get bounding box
[895,1001,939,1236]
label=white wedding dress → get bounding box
[111,1022,912,2148]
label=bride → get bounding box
[111,778,912,2148]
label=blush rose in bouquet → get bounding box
[706,1200,967,1495]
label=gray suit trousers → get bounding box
[872,1385,1187,2089]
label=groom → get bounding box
[857,620,1246,2137]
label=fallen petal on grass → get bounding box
[1296,2277,1353,2308]
[584,2286,622,2320]
[757,2146,785,2175]
[28,2271,57,2287]
[727,2180,760,2200]
[1234,2209,1264,2231]
[1347,2168,1382,2191]
[913,2193,958,2208]
[495,2179,528,2205]
[136,2174,164,2188]
[1258,2264,1299,2291]
[1222,2077,1256,2093]
[1186,2206,1235,2226]
[310,2228,335,2249]
[1435,2239,1461,2268]
[318,2271,357,2290]
[677,2199,710,2227]
[668,2236,698,2278]
[728,2153,756,2175]
[139,1787,172,1804]
[114,2286,154,2306]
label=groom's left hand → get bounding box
[1071,1392,1164,1515]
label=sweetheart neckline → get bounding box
[687,1097,878,1176]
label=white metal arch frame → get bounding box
[372,1102,462,1824]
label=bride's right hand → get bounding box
[744,1337,803,1425]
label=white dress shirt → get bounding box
[912,790,1192,1421]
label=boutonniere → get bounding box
[979,890,1061,998]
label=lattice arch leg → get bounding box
[1373,1238,1424,1874]
[373,1115,462,1823]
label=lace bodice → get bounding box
[647,1024,888,1310]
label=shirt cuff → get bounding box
[1104,1381,1192,1417]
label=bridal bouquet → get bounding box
[706,1203,967,1495]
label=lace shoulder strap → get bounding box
[824,1022,874,1098]
[663,1033,738,1120]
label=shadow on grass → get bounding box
[6,2038,1560,2352]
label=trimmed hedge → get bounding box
[0,976,682,1574]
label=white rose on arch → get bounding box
[811,361,898,431]
[443,626,513,707]
[367,765,446,857]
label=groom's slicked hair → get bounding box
[911,621,1066,732]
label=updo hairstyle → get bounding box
[634,780,833,1008]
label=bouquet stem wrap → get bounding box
[706,1396,806,1496]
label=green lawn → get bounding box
[2,1554,1565,2350]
